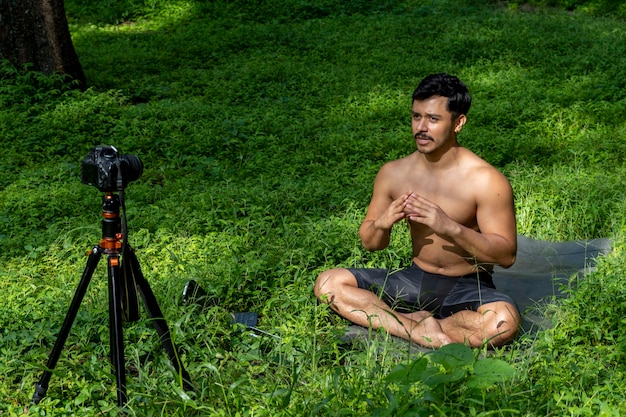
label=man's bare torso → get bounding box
[385,148,499,276]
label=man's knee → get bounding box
[481,302,522,346]
[313,268,355,303]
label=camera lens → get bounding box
[120,154,143,183]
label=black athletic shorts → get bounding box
[348,263,518,319]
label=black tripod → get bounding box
[32,192,193,407]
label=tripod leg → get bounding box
[126,248,194,391]
[32,246,103,404]
[108,254,128,407]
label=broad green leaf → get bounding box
[385,357,428,384]
[428,343,474,370]
[466,358,515,389]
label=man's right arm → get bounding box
[359,165,408,251]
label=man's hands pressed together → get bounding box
[403,192,459,237]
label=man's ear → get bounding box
[454,114,467,133]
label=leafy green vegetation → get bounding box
[2,0,626,415]
[507,0,626,18]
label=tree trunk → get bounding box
[0,0,86,89]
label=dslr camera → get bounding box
[81,145,143,192]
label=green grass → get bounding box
[2,0,626,415]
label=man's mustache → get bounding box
[414,133,433,141]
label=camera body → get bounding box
[81,145,143,192]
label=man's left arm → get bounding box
[455,171,517,267]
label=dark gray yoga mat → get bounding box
[493,235,611,330]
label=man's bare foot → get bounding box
[399,310,453,348]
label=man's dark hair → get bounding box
[412,73,471,119]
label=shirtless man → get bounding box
[314,73,521,349]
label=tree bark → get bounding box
[0,0,86,89]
